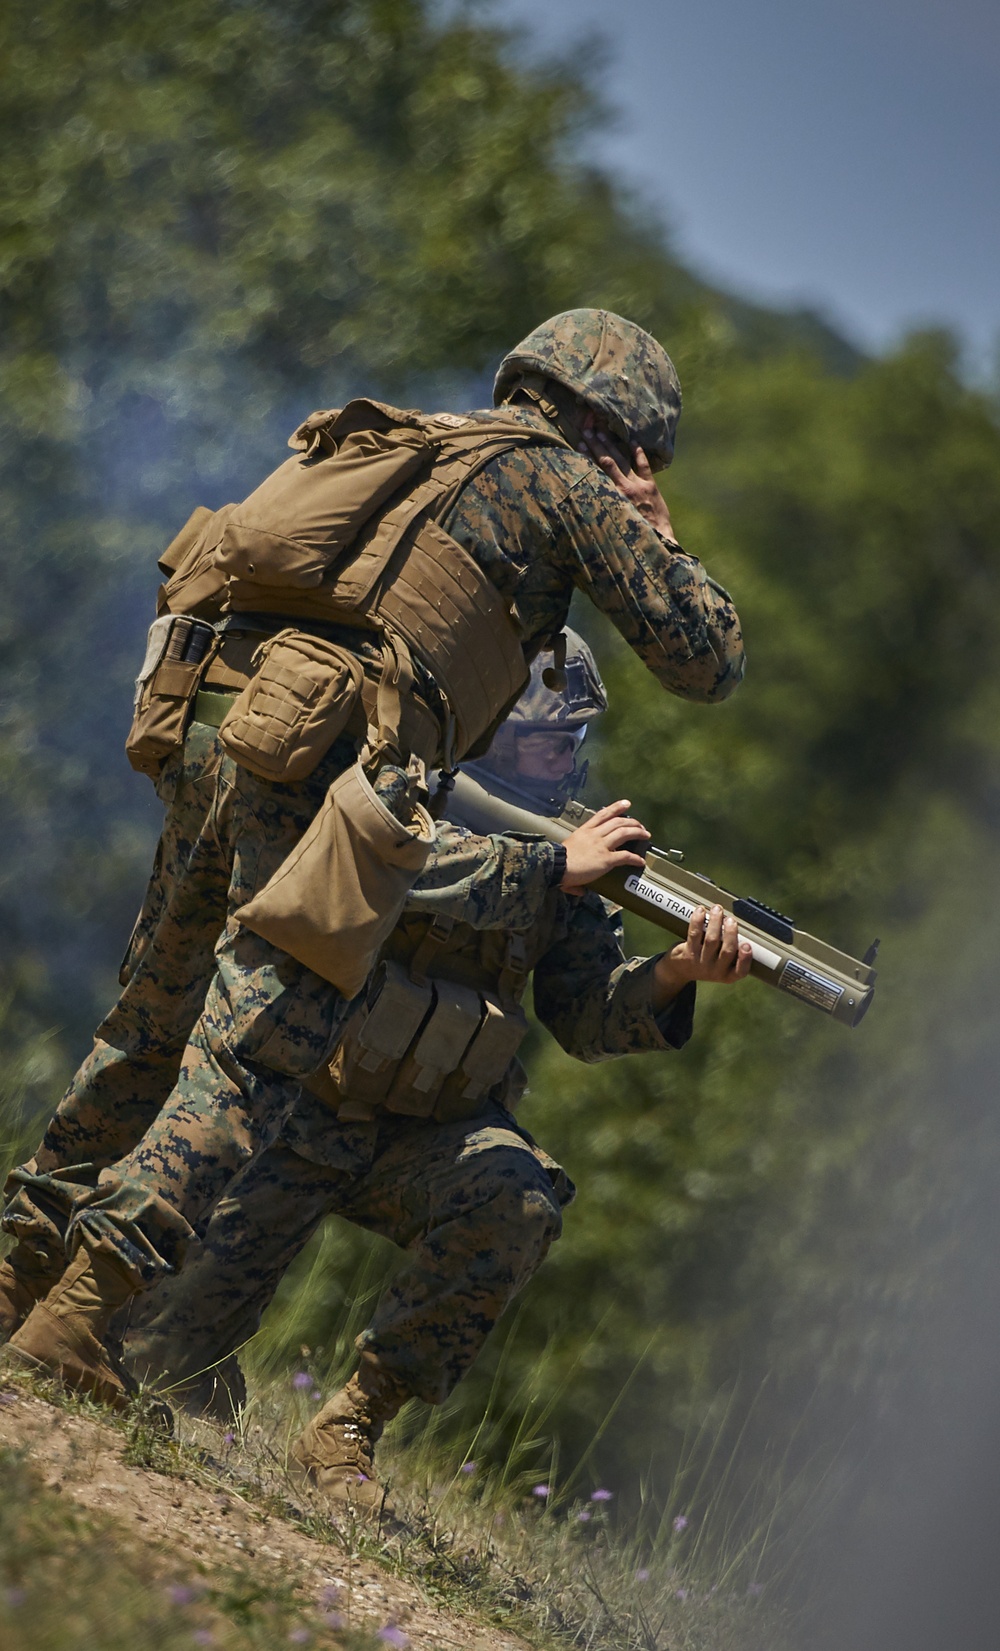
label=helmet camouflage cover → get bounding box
[494,308,682,470]
[508,629,608,731]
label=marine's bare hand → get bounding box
[580,418,676,540]
[560,800,651,895]
[652,904,753,1007]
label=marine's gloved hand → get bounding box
[560,799,651,895]
[579,414,677,541]
[652,904,753,1008]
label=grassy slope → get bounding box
[0,1370,792,1651]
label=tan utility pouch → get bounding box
[125,614,218,777]
[313,965,528,1124]
[218,630,364,782]
[236,758,435,999]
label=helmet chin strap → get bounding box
[502,373,633,471]
[542,629,567,692]
[503,375,587,453]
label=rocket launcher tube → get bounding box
[447,771,876,1030]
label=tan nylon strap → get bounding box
[371,420,568,546]
[366,631,416,767]
[496,932,531,1010]
[424,429,555,525]
[408,915,458,985]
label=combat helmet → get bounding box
[467,628,607,812]
[494,308,682,470]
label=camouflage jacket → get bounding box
[441,405,744,704]
[398,818,695,1064]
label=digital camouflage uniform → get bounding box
[124,817,695,1411]
[2,716,366,1278]
[2,309,741,1351]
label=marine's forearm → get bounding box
[405,822,562,930]
[566,478,745,703]
[535,952,695,1062]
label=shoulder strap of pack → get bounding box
[340,419,566,598]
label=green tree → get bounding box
[3,0,999,1543]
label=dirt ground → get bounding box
[0,1385,533,1651]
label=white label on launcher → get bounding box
[623,874,782,972]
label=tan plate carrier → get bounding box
[138,399,571,772]
[125,399,571,1000]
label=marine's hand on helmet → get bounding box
[652,904,753,1007]
[560,800,651,896]
[580,424,676,540]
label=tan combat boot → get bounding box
[0,1240,64,1344]
[290,1352,409,1512]
[5,1237,142,1412]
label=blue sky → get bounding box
[481,0,1000,368]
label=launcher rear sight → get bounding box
[448,772,878,1030]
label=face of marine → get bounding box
[513,729,584,783]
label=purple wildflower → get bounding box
[5,1588,27,1608]
[378,1628,409,1648]
[747,1581,764,1597]
[576,1509,591,1522]
[292,1371,313,1390]
[222,1431,235,1446]
[310,1390,322,1402]
[672,1513,689,1533]
[191,1632,215,1647]
[635,1568,650,1584]
[288,1631,310,1644]
[590,1488,613,1502]
[0,1392,18,1407]
[318,1585,342,1608]
[168,1585,197,1607]
[321,1613,346,1630]
[675,1587,688,1602]
[532,1484,550,1498]
[461,1461,476,1473]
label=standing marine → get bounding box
[2,309,746,1411]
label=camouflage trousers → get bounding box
[126,1094,569,1406]
[2,718,355,1275]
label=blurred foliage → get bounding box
[3,0,1000,1538]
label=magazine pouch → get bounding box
[308,974,528,1124]
[125,613,218,777]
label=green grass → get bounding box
[0,1351,797,1651]
[155,1286,803,1651]
[0,1438,382,1651]
[0,1087,802,1650]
